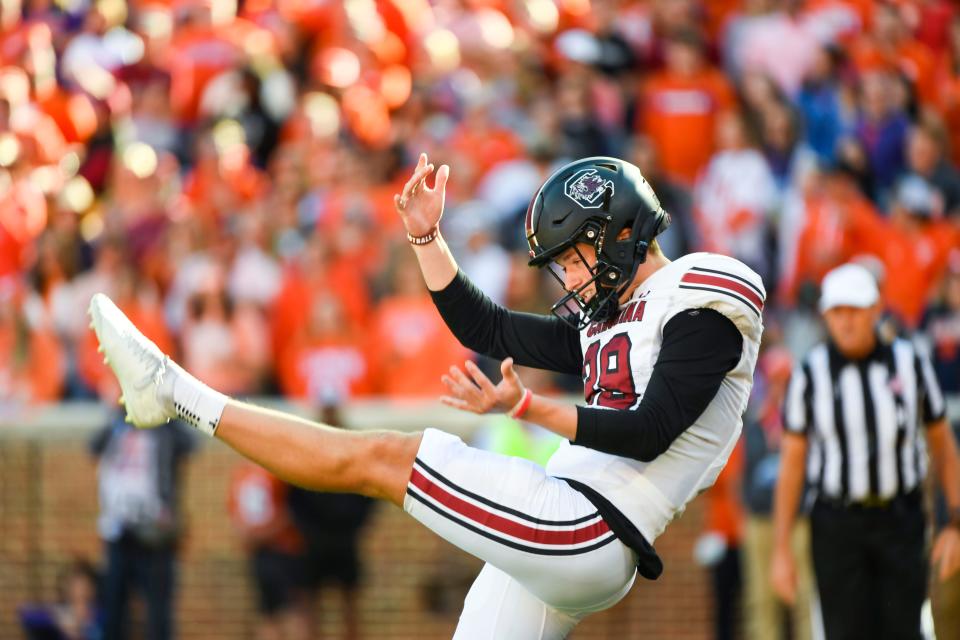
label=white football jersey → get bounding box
[545,252,764,543]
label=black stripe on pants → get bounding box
[810,497,927,640]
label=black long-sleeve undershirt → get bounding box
[430,271,582,375]
[430,271,744,462]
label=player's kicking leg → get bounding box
[89,293,637,639]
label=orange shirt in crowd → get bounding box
[228,462,304,554]
[0,318,65,403]
[7,104,69,167]
[181,153,269,225]
[78,297,175,397]
[703,440,744,546]
[0,181,47,279]
[278,334,376,401]
[270,261,372,366]
[845,205,957,328]
[312,189,388,277]
[850,35,937,104]
[448,125,525,179]
[639,69,734,184]
[164,20,274,123]
[36,89,98,144]
[368,294,469,398]
[275,0,348,40]
[911,0,955,54]
[783,188,870,303]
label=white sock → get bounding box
[160,358,229,437]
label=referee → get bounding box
[770,263,960,639]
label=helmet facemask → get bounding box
[541,219,652,330]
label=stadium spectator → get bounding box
[626,134,696,259]
[277,293,375,402]
[694,110,778,284]
[554,72,616,159]
[921,251,960,393]
[228,461,309,640]
[19,558,103,640]
[0,275,65,405]
[795,44,849,166]
[934,14,960,166]
[695,442,744,640]
[270,233,372,368]
[737,0,821,98]
[180,277,270,396]
[758,100,818,197]
[441,199,512,306]
[288,401,374,640]
[851,69,911,202]
[91,406,195,640]
[368,248,468,398]
[741,344,814,640]
[850,2,937,106]
[51,559,103,640]
[638,28,734,185]
[902,122,960,217]
[846,174,957,328]
[721,0,777,81]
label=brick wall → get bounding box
[0,414,714,639]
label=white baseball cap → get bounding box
[819,263,880,312]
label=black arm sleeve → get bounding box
[430,270,582,375]
[573,307,743,462]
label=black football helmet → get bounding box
[525,157,670,329]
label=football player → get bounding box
[89,154,764,639]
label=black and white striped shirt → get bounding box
[783,337,946,502]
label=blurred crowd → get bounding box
[0,0,959,413]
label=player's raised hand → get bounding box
[441,358,525,415]
[394,152,449,237]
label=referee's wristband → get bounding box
[508,389,533,420]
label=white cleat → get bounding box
[88,293,174,428]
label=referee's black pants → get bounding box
[810,493,927,640]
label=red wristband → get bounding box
[508,389,533,420]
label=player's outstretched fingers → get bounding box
[431,164,450,193]
[401,157,434,201]
[464,360,496,396]
[441,374,483,413]
[444,369,479,402]
[440,395,473,412]
[448,365,494,412]
[441,373,466,398]
[448,365,479,393]
[396,153,426,207]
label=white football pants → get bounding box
[404,428,638,639]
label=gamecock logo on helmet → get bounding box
[564,169,615,209]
